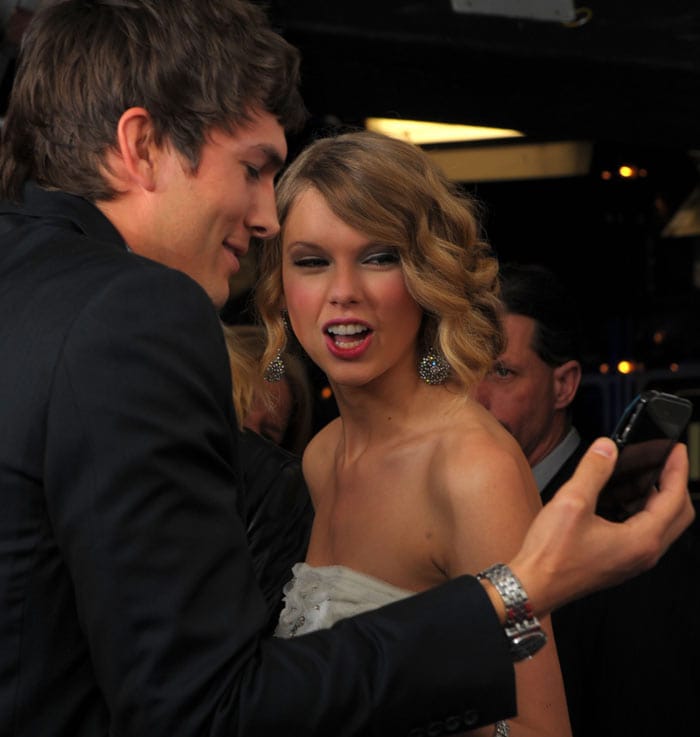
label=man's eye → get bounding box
[363,250,400,266]
[492,363,512,378]
[245,164,261,180]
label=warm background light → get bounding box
[616,360,635,374]
[365,117,524,145]
[618,165,636,178]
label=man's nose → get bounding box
[247,181,280,241]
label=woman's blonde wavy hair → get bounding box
[256,129,504,391]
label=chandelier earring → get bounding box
[263,350,285,383]
[263,310,288,383]
[418,347,451,385]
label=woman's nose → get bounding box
[328,264,360,306]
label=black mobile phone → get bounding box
[596,390,693,522]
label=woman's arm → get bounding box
[435,430,572,737]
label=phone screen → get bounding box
[596,391,692,521]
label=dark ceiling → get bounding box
[265,0,700,151]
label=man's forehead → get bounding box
[503,313,537,352]
[237,109,288,159]
[211,111,287,163]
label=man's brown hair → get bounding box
[0,0,307,202]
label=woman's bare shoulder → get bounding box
[435,397,523,457]
[426,400,542,574]
[430,398,537,506]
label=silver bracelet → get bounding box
[476,563,547,661]
[495,720,510,736]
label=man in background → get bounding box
[475,262,586,503]
[476,262,699,737]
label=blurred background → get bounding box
[3,0,699,491]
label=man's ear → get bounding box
[109,107,159,192]
[553,359,582,410]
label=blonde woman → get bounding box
[257,130,572,737]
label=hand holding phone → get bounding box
[596,390,692,522]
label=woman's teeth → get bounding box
[327,323,368,348]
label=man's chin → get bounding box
[202,278,230,311]
[212,291,230,311]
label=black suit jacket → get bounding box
[540,435,698,737]
[0,185,515,737]
[238,429,313,630]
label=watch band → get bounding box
[476,563,547,662]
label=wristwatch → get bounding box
[476,563,547,662]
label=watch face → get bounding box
[511,630,547,661]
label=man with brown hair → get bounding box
[0,3,692,736]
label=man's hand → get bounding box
[508,438,693,619]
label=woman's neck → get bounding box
[330,371,461,462]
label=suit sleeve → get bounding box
[44,265,515,737]
[238,429,314,629]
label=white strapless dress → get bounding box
[274,562,511,736]
[274,561,413,638]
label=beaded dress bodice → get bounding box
[274,562,413,638]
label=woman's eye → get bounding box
[363,250,400,266]
[294,256,328,268]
